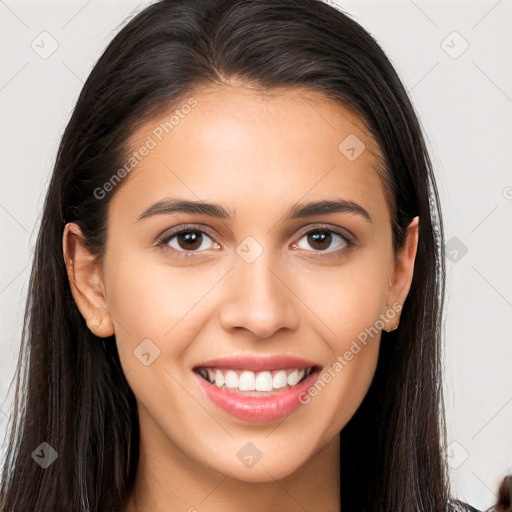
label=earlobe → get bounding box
[62,222,115,338]
[383,216,419,332]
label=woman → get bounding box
[0,0,487,510]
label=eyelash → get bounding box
[155,224,356,258]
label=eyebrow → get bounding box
[137,197,373,224]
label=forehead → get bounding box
[110,84,389,226]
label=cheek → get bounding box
[102,250,227,368]
[297,283,383,439]
[105,251,212,330]
[292,253,391,344]
[289,255,389,425]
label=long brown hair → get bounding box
[1,1,459,510]
[496,475,512,512]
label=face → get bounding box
[64,83,418,483]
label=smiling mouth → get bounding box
[195,366,316,395]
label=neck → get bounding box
[121,412,341,512]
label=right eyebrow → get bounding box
[137,198,232,222]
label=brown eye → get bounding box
[294,228,352,252]
[176,231,203,251]
[159,228,219,254]
[307,231,332,251]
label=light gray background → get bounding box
[0,0,511,509]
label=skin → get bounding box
[62,83,418,512]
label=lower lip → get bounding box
[194,370,319,423]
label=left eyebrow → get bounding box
[288,199,373,224]
[136,197,373,224]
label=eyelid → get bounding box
[294,223,356,246]
[155,222,356,255]
[155,223,220,247]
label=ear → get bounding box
[382,216,419,331]
[62,222,115,338]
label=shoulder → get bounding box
[448,498,486,512]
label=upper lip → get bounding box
[193,355,320,372]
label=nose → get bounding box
[219,253,300,340]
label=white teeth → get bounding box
[214,369,225,388]
[200,367,313,392]
[238,371,256,391]
[287,369,300,386]
[255,371,273,391]
[224,370,239,389]
[272,370,288,389]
